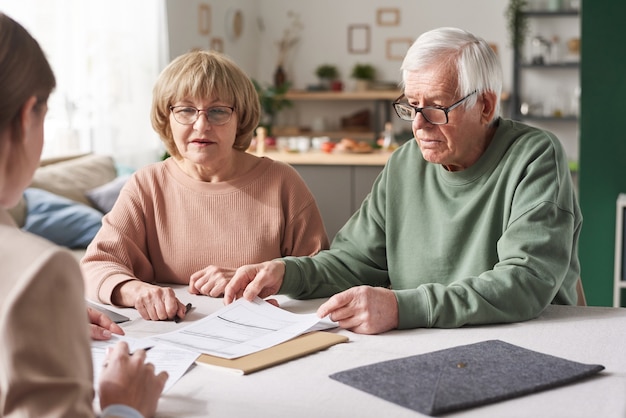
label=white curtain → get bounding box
[1,0,168,168]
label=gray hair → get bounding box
[401,27,502,122]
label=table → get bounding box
[109,287,626,418]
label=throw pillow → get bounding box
[23,188,103,248]
[85,174,131,213]
[31,154,117,207]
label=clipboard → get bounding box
[196,331,349,375]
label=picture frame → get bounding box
[377,8,400,27]
[226,8,244,41]
[198,3,211,36]
[386,38,413,60]
[210,37,224,53]
[348,24,370,54]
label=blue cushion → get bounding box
[22,188,103,248]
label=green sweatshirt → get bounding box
[281,118,581,329]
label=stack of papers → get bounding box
[92,297,347,383]
[151,297,338,359]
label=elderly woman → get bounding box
[225,27,582,335]
[0,12,166,417]
[81,50,329,321]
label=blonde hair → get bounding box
[151,50,260,157]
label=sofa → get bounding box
[8,153,130,259]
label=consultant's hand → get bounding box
[88,307,124,340]
[189,265,237,297]
[224,260,286,305]
[317,286,399,335]
[114,281,187,321]
[98,341,168,418]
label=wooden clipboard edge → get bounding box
[195,331,349,375]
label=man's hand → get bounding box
[224,260,286,305]
[88,307,124,340]
[317,286,399,334]
[189,265,237,297]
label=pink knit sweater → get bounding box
[81,157,329,303]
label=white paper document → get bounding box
[91,335,199,394]
[151,297,337,359]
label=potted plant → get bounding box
[506,0,529,59]
[252,79,293,137]
[315,64,339,90]
[351,63,376,91]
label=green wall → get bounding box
[579,2,626,306]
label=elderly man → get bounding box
[224,27,582,334]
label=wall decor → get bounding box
[211,37,224,53]
[226,8,244,41]
[377,8,400,26]
[348,24,370,54]
[198,3,211,36]
[386,38,413,60]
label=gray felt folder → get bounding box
[329,340,604,416]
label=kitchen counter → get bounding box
[253,150,391,166]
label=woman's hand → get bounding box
[189,265,237,297]
[87,307,125,340]
[98,341,168,418]
[114,281,187,321]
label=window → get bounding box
[4,0,168,167]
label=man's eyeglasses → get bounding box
[169,105,235,126]
[392,91,477,125]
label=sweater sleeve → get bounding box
[280,172,390,298]
[395,201,579,328]
[81,176,155,304]
[2,248,95,417]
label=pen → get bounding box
[174,303,193,323]
[130,346,153,355]
[104,346,153,367]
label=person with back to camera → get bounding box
[0,12,167,417]
[81,49,329,321]
[224,27,582,334]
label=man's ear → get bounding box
[480,91,498,125]
[19,96,39,143]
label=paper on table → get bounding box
[151,297,338,359]
[91,335,199,395]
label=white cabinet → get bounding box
[613,194,626,307]
[255,151,389,239]
[293,164,384,240]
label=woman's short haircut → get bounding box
[401,27,503,122]
[151,50,260,157]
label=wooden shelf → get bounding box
[521,10,579,17]
[519,62,579,69]
[284,90,401,101]
[273,89,402,142]
[251,150,391,166]
[515,115,578,122]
